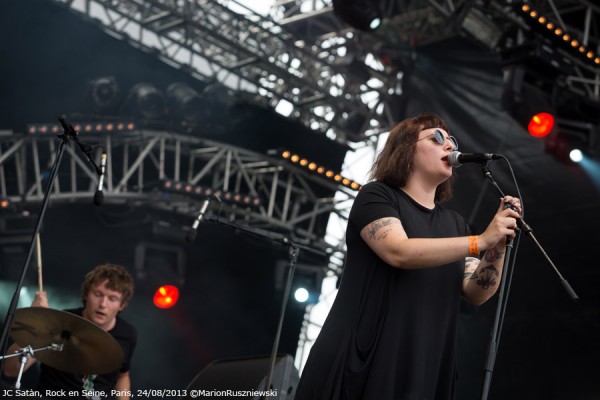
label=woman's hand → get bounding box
[479,196,522,250]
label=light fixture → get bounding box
[278,150,362,190]
[501,65,557,136]
[274,261,325,306]
[161,180,262,208]
[332,0,382,32]
[153,285,180,309]
[125,82,166,119]
[569,149,583,163]
[459,5,503,49]
[0,198,11,211]
[90,76,120,110]
[166,82,205,123]
[528,112,555,137]
[544,124,593,164]
[134,241,186,292]
[292,276,320,304]
[26,120,136,135]
[515,2,600,66]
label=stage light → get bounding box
[290,274,321,305]
[459,6,503,49]
[515,2,600,67]
[126,82,166,119]
[25,120,136,135]
[166,82,204,123]
[544,125,592,164]
[502,65,558,136]
[275,262,325,306]
[160,180,262,208]
[135,241,186,295]
[294,287,310,303]
[569,149,583,163]
[276,149,362,191]
[528,112,555,137]
[153,285,180,309]
[90,76,120,110]
[332,0,382,32]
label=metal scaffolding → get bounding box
[273,0,600,105]
[50,0,401,143]
[46,0,600,149]
[0,129,353,273]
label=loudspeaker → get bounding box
[182,354,298,399]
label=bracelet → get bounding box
[468,235,479,256]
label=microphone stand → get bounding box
[478,161,578,400]
[0,116,99,374]
[203,216,325,398]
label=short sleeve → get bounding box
[349,182,400,233]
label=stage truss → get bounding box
[0,129,353,274]
[49,0,401,144]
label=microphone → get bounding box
[448,151,502,167]
[185,199,210,242]
[93,152,107,206]
[57,115,76,137]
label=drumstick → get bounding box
[36,232,43,293]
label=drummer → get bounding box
[2,263,137,400]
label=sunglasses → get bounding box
[418,129,458,151]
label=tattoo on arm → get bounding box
[464,255,500,290]
[484,247,505,263]
[366,218,399,241]
[476,265,499,290]
[463,257,480,280]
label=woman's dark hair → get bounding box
[369,112,454,202]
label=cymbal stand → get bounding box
[0,343,62,388]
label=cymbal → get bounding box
[10,307,124,375]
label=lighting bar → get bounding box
[279,150,362,191]
[516,2,600,66]
[161,180,261,208]
[26,121,137,135]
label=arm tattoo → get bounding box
[366,218,399,240]
[484,247,505,263]
[476,265,499,290]
[464,256,500,290]
[463,257,480,280]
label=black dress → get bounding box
[37,308,137,399]
[295,181,469,400]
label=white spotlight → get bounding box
[569,149,583,163]
[294,287,310,303]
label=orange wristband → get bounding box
[468,235,479,256]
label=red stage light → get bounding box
[153,285,180,309]
[528,112,555,137]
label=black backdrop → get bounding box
[1,1,600,399]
